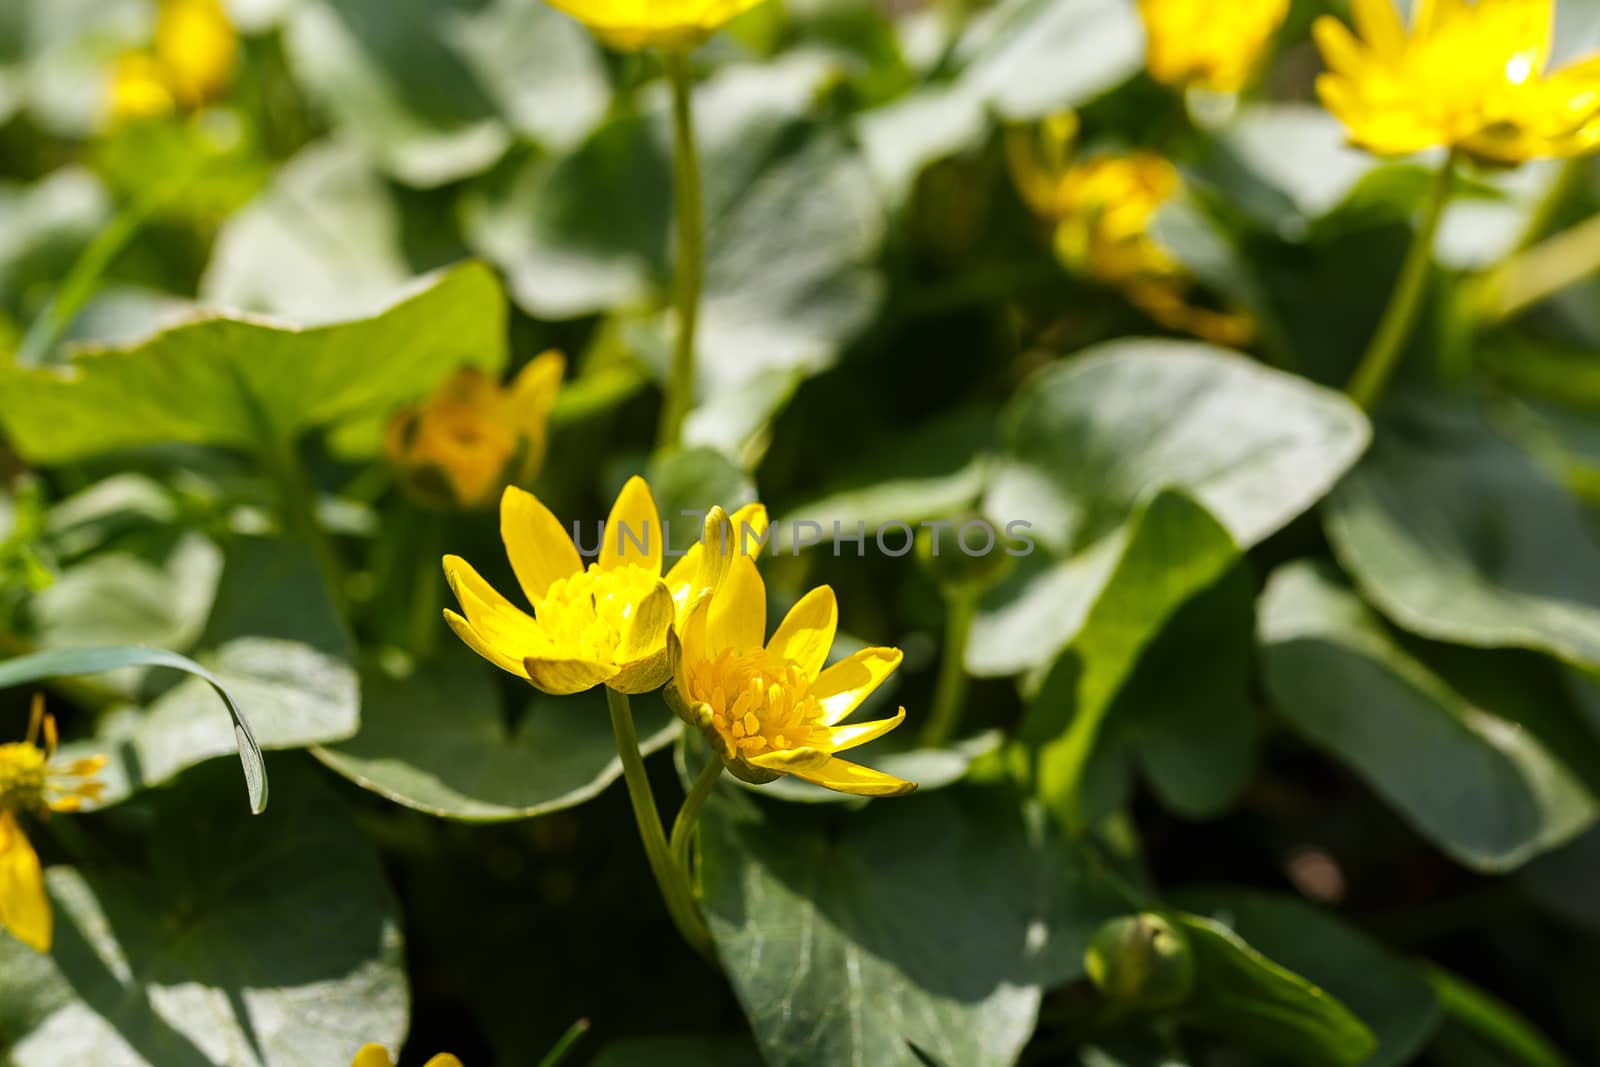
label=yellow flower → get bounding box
[1007,120,1255,348]
[1315,0,1600,164]
[669,555,917,797]
[544,0,765,51]
[1138,0,1288,94]
[0,695,105,954]
[109,0,237,122]
[353,1045,463,1067]
[443,477,767,696]
[385,352,565,511]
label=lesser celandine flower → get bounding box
[670,555,917,797]
[544,0,765,50]
[385,352,564,511]
[1007,117,1254,348]
[353,1045,462,1067]
[443,477,764,695]
[1315,0,1600,164]
[109,0,238,122]
[0,696,105,953]
[1138,0,1288,94]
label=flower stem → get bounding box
[1345,150,1458,411]
[262,436,348,622]
[604,687,714,958]
[921,590,979,749]
[670,753,723,874]
[657,49,704,453]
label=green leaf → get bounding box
[1095,560,1258,821]
[1326,399,1600,669]
[971,340,1369,676]
[1518,824,1600,934]
[283,0,609,187]
[0,0,146,138]
[1426,966,1572,1067]
[0,758,407,1065]
[201,142,417,324]
[59,537,360,812]
[0,261,505,462]
[699,787,1126,1067]
[1174,890,1439,1067]
[462,57,885,453]
[1168,910,1378,1067]
[1259,560,1596,872]
[316,646,677,821]
[1021,490,1241,828]
[0,643,268,814]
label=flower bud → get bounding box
[1084,913,1196,1010]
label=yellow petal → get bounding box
[607,650,673,694]
[443,610,531,679]
[788,756,917,797]
[746,747,831,773]
[665,507,734,627]
[352,1046,397,1067]
[608,581,675,693]
[507,350,565,425]
[708,554,766,656]
[600,476,663,575]
[824,707,907,753]
[442,556,547,663]
[423,1057,466,1067]
[501,486,582,604]
[0,812,50,953]
[1312,16,1369,79]
[812,647,903,726]
[523,656,620,695]
[1351,0,1406,55]
[767,585,837,681]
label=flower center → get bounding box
[686,648,822,758]
[0,743,48,813]
[534,563,663,662]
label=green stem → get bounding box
[657,49,704,453]
[407,507,445,658]
[605,687,714,958]
[533,1018,591,1067]
[921,590,978,749]
[16,197,162,368]
[261,437,348,622]
[670,754,723,874]
[1345,150,1458,410]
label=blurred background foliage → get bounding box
[5,0,1600,1064]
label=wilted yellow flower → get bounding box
[443,477,766,696]
[385,352,564,511]
[1315,0,1600,164]
[544,0,765,50]
[670,555,916,798]
[353,1045,462,1067]
[109,0,237,122]
[1138,0,1289,94]
[0,696,105,954]
[1007,120,1255,348]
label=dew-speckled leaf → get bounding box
[700,787,1126,1067]
[971,340,1368,676]
[0,758,407,1066]
[1326,399,1600,669]
[0,261,505,462]
[316,647,676,821]
[1174,889,1440,1067]
[1259,561,1596,872]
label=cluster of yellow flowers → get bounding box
[108,0,237,123]
[1007,115,1255,348]
[444,480,916,797]
[0,696,105,953]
